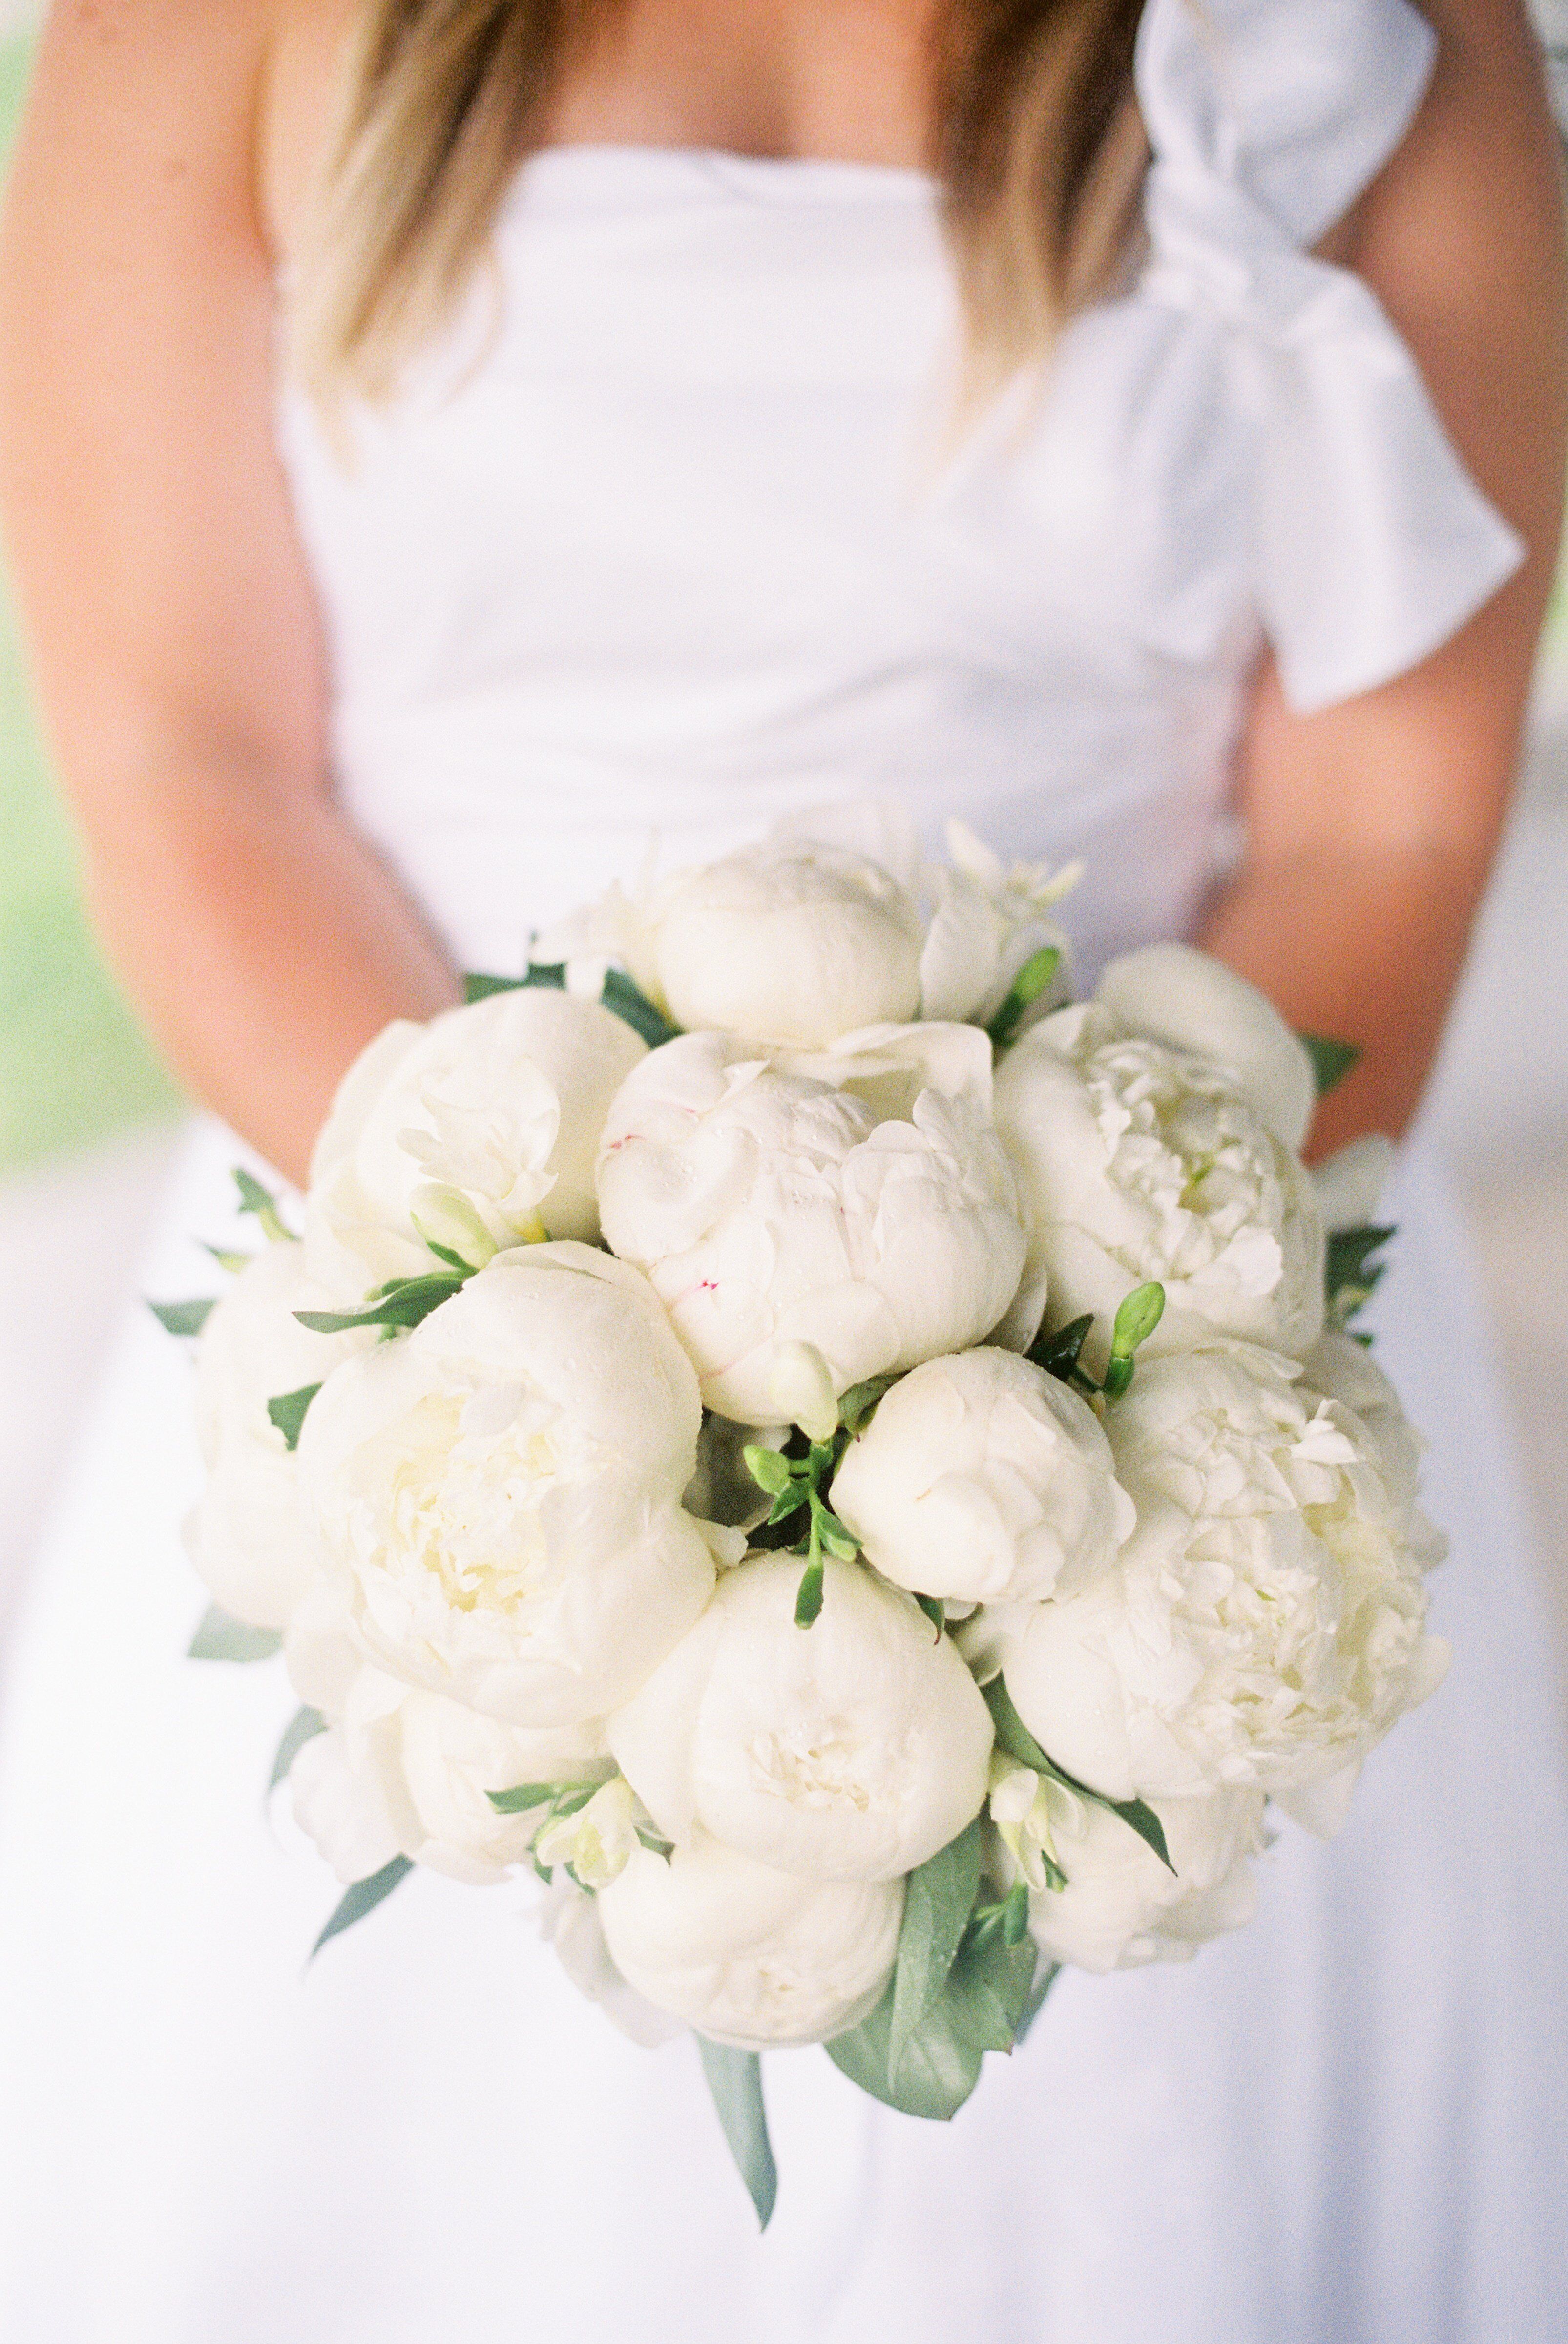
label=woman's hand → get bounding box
[1204,0,1568,1157]
[0,0,460,1188]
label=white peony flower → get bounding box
[997,1779,1267,1974]
[994,1002,1325,1374]
[1093,945,1317,1152]
[296,1242,716,1725]
[289,1659,612,1886]
[1302,1330,1446,1569]
[537,1878,687,2048]
[919,820,1079,1029]
[304,990,647,1289]
[829,1348,1134,1606]
[597,1030,1027,1426]
[998,1342,1448,1814]
[187,1242,373,1630]
[551,835,925,1050]
[596,1834,904,2049]
[608,1553,995,1882]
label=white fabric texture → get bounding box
[1,0,1564,2337]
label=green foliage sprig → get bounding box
[1027,1279,1165,1404]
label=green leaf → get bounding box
[983,1671,1056,1772]
[889,1819,984,2082]
[1300,1033,1361,1097]
[743,1444,793,1497]
[985,945,1063,1052]
[601,968,681,1049]
[915,1593,946,1638]
[188,1604,282,1663]
[1325,1222,1396,1331]
[826,1923,1036,2122]
[826,1972,976,2121]
[485,1779,596,1816]
[1028,1314,1095,1384]
[295,1273,466,1336]
[837,1373,899,1435]
[794,1557,825,1628]
[463,965,566,1004]
[269,1705,327,1793]
[267,1382,323,1452]
[944,1925,1038,2056]
[419,1237,479,1275]
[486,1783,560,1814]
[204,1245,252,1275]
[1110,1280,1165,1359]
[1093,1791,1171,1872]
[636,1828,675,1859]
[696,2040,777,2229]
[1012,1959,1060,2047]
[149,1297,216,1339]
[311,1856,413,1959]
[983,1676,1174,1874]
[233,1167,293,1244]
[767,1487,809,1527]
[545,1784,598,1821]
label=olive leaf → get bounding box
[825,1921,1037,2122]
[486,1779,601,1817]
[311,1856,413,1960]
[267,1383,322,1452]
[1325,1222,1396,1332]
[888,1819,984,2083]
[697,2041,777,2229]
[188,1604,282,1664]
[1028,1314,1094,1385]
[463,965,565,1004]
[269,1705,327,1794]
[149,1297,216,1339]
[601,968,681,1049]
[295,1272,467,1336]
[1299,1033,1361,1097]
[233,1167,293,1244]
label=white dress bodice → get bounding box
[275,0,1519,983]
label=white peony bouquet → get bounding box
[158,806,1446,2226]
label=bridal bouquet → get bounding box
[159,806,1447,2223]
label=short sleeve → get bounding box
[1135,0,1526,714]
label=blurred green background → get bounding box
[0,33,183,1172]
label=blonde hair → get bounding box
[291,0,1149,407]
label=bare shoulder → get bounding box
[10,0,358,261]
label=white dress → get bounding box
[1,2,1565,2338]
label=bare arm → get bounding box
[0,0,460,1189]
[1200,0,1568,1157]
